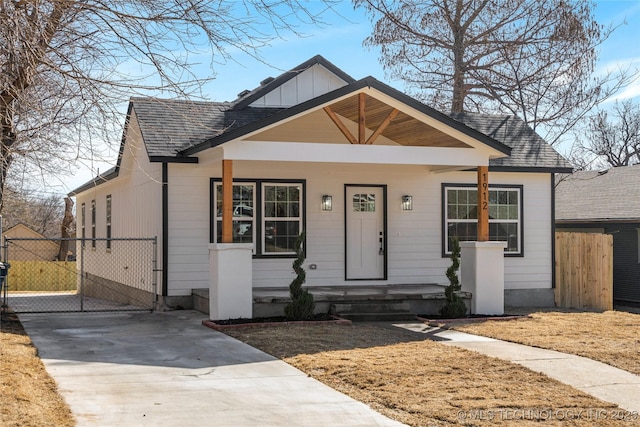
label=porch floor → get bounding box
[192,284,468,318]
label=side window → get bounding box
[91,199,96,249]
[81,202,86,244]
[106,195,112,251]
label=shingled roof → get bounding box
[126,57,573,169]
[71,55,574,195]
[555,164,640,222]
[131,98,281,159]
[449,112,573,172]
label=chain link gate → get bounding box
[2,237,157,313]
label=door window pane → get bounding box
[353,194,375,212]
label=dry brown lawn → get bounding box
[452,309,640,376]
[224,322,630,426]
[3,308,637,427]
[1,311,75,427]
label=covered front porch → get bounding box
[193,283,472,320]
[202,83,510,320]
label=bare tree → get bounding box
[1,186,64,237]
[578,100,640,168]
[1,0,339,211]
[356,0,630,145]
[57,196,74,261]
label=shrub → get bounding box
[439,237,467,318]
[284,231,315,320]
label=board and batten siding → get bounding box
[164,158,554,295]
[249,64,348,108]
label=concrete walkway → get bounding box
[19,310,405,427]
[393,322,640,413]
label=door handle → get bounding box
[379,231,384,255]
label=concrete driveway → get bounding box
[20,310,405,427]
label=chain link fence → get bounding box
[1,237,157,313]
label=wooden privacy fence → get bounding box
[555,232,613,311]
[6,261,77,292]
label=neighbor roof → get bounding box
[555,164,640,222]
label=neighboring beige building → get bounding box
[4,224,60,261]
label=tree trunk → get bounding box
[0,100,16,213]
[57,197,74,261]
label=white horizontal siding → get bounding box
[166,162,212,295]
[164,161,554,294]
[74,113,162,289]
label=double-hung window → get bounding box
[211,179,304,256]
[443,184,522,255]
[213,183,255,246]
[263,183,302,254]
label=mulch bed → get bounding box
[202,313,351,330]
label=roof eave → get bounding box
[68,169,120,197]
[149,156,198,163]
[490,166,574,174]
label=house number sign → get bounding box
[478,166,489,241]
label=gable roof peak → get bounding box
[231,54,356,109]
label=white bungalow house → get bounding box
[70,55,572,319]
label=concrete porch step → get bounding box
[192,284,460,318]
[330,301,417,322]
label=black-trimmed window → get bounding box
[443,184,523,256]
[262,183,302,254]
[81,202,86,244]
[91,199,96,249]
[106,195,112,251]
[211,179,305,256]
[213,183,256,247]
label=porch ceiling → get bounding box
[329,94,470,148]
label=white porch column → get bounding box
[460,241,507,315]
[209,243,253,320]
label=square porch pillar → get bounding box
[209,243,253,320]
[460,241,507,315]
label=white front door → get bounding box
[346,186,385,280]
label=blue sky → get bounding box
[204,1,640,102]
[60,0,640,194]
